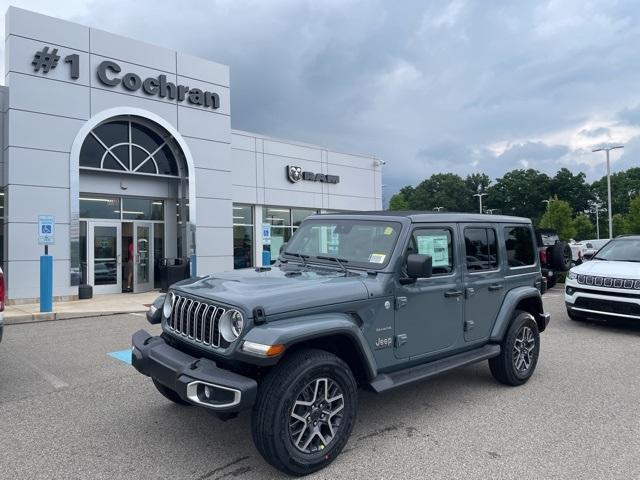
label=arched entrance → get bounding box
[69,109,196,294]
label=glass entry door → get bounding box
[88,222,122,294]
[133,222,154,293]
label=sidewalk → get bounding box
[4,291,161,324]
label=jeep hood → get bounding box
[572,260,640,279]
[171,267,370,316]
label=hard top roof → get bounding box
[316,210,532,224]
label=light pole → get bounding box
[542,199,551,209]
[592,145,624,238]
[588,201,602,239]
[433,206,444,212]
[473,192,487,214]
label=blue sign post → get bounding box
[38,215,55,313]
[262,223,272,266]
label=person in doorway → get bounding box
[125,239,134,292]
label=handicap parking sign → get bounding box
[38,215,55,245]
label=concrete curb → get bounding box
[4,309,148,325]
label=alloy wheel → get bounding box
[289,377,345,454]
[513,326,536,373]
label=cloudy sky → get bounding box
[2,0,640,200]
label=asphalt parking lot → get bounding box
[1,289,639,480]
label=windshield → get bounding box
[593,238,640,262]
[284,219,402,269]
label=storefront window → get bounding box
[292,208,317,228]
[264,207,318,264]
[79,196,121,219]
[153,223,164,288]
[233,204,253,269]
[121,198,164,220]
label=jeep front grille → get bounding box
[577,275,640,290]
[166,294,228,348]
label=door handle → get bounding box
[488,283,504,291]
[444,290,463,298]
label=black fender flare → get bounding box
[490,287,546,341]
[241,313,377,380]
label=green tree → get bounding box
[626,196,640,234]
[388,186,413,210]
[592,167,640,216]
[487,169,552,222]
[411,173,475,212]
[571,213,594,241]
[539,199,576,240]
[612,213,629,236]
[550,168,594,213]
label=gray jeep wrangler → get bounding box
[132,212,550,476]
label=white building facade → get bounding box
[0,7,382,303]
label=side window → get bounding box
[464,228,499,271]
[504,226,536,267]
[411,228,454,275]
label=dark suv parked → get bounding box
[535,229,572,288]
[133,212,550,476]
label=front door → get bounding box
[394,225,464,359]
[133,222,154,293]
[89,222,122,294]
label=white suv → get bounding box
[565,235,640,322]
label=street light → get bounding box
[473,191,487,214]
[433,206,444,212]
[592,145,624,238]
[485,208,499,214]
[542,199,551,208]
[588,200,603,240]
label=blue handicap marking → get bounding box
[108,349,132,365]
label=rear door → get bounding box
[461,224,504,342]
[394,224,464,358]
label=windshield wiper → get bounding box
[284,252,309,268]
[593,256,607,261]
[316,255,349,273]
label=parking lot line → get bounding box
[108,349,132,365]
[24,361,69,390]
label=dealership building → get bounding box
[0,7,382,303]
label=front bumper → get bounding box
[565,281,640,321]
[131,329,257,412]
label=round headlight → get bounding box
[163,292,175,318]
[220,309,244,343]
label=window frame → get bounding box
[464,226,500,273]
[408,226,456,278]
[503,225,537,269]
[79,117,182,178]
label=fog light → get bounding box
[566,286,575,295]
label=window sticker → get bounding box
[369,253,386,264]
[416,235,449,267]
[383,226,394,235]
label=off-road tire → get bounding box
[546,275,557,289]
[251,349,357,476]
[551,242,572,271]
[489,310,540,386]
[152,378,192,406]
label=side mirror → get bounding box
[406,254,432,279]
[279,242,288,255]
